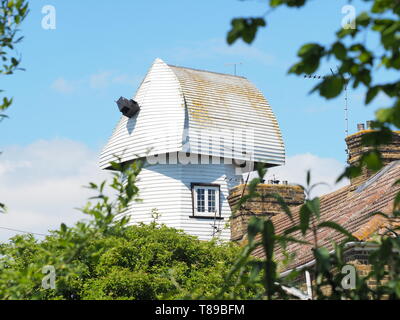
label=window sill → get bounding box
[189,215,224,220]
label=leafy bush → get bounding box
[0,161,261,300]
[219,0,400,300]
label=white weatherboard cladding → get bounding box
[123,159,241,241]
[100,58,286,240]
[168,65,285,165]
[100,59,185,169]
[100,58,285,169]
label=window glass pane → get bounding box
[197,188,205,212]
[208,189,216,212]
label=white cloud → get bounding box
[51,72,140,93]
[170,38,276,66]
[89,71,140,89]
[51,77,75,94]
[111,74,141,87]
[0,139,109,241]
[263,153,349,197]
[89,71,113,89]
[213,41,275,66]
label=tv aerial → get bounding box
[303,68,351,141]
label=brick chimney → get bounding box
[345,122,400,187]
[228,182,305,242]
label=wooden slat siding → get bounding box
[100,58,285,169]
[122,158,241,241]
[100,58,285,240]
[100,58,185,169]
[122,163,184,230]
[168,64,285,165]
[179,161,240,240]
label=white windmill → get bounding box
[100,58,285,240]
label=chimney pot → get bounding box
[345,129,400,188]
[357,123,365,131]
[228,184,306,242]
[366,120,373,130]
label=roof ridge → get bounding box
[356,160,400,193]
[167,64,247,79]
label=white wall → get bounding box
[100,58,185,169]
[123,155,242,241]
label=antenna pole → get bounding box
[344,78,349,138]
[225,62,242,76]
[303,69,350,148]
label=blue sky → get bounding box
[2,0,387,160]
[0,0,393,238]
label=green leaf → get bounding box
[337,165,361,182]
[11,57,18,66]
[298,43,324,59]
[299,205,311,235]
[270,193,293,221]
[365,86,380,104]
[248,261,263,281]
[317,221,356,240]
[270,0,306,8]
[314,247,331,272]
[394,192,400,210]
[247,216,264,243]
[307,198,320,219]
[262,219,277,300]
[262,219,275,258]
[289,43,324,75]
[361,127,393,146]
[269,0,282,7]
[318,76,344,98]
[227,17,266,45]
[356,12,371,27]
[283,225,301,235]
[60,223,67,233]
[336,27,357,39]
[332,42,346,60]
[376,107,394,123]
[0,202,7,213]
[361,151,382,172]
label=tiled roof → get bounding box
[253,160,400,271]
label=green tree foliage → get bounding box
[228,0,400,176]
[0,0,28,120]
[2,0,400,300]
[0,161,260,300]
[217,169,400,300]
[221,0,400,299]
[0,0,28,213]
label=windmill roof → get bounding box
[100,58,284,169]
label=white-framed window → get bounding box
[191,184,220,217]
